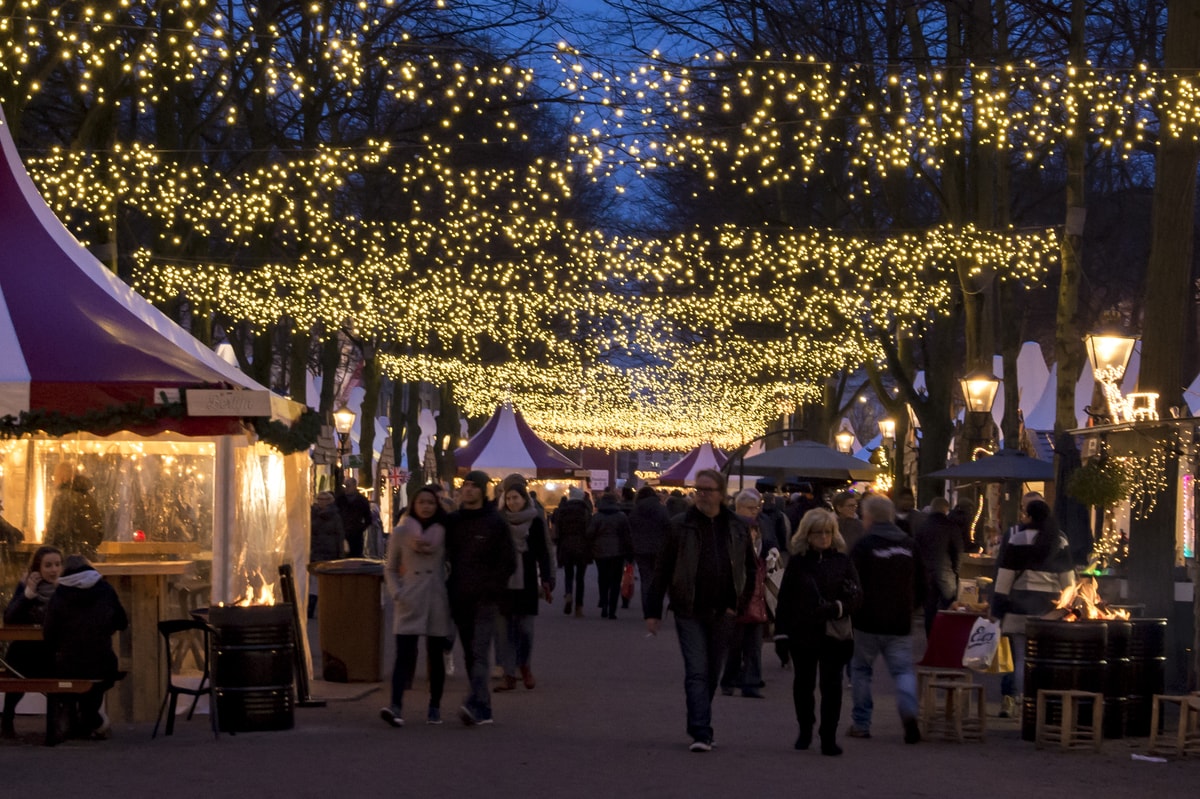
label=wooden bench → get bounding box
[0,677,100,746]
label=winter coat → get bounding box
[552,499,592,566]
[587,496,633,560]
[991,525,1075,635]
[385,515,452,637]
[503,516,554,616]
[645,505,757,620]
[915,511,964,602]
[43,571,128,679]
[309,504,345,563]
[3,581,54,677]
[850,522,925,636]
[775,548,862,648]
[45,476,104,558]
[445,505,516,608]
[628,495,671,558]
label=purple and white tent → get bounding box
[658,442,728,486]
[0,105,295,434]
[455,403,582,479]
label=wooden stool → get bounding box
[921,680,986,742]
[1148,693,1200,756]
[921,667,969,729]
[916,667,974,705]
[1035,690,1103,751]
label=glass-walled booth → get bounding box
[0,432,310,610]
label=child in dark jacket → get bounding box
[43,555,128,739]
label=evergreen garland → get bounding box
[0,398,322,455]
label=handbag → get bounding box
[738,557,768,624]
[825,614,853,641]
[620,562,635,601]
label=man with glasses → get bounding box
[644,469,758,752]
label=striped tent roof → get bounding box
[658,442,728,486]
[454,403,582,479]
[0,105,297,435]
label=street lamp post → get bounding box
[834,424,855,454]
[332,404,356,489]
[1083,326,1139,423]
[958,367,1001,456]
[877,417,896,492]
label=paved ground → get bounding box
[3,571,1199,797]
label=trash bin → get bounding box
[308,558,385,682]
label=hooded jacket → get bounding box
[628,495,671,558]
[43,568,128,679]
[849,521,925,636]
[587,495,633,560]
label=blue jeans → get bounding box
[720,622,763,692]
[674,613,736,743]
[850,631,918,731]
[495,613,535,676]
[454,601,498,720]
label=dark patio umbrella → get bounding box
[733,440,879,482]
[925,449,1055,482]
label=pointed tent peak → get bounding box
[454,402,580,479]
[0,103,301,429]
[658,441,729,486]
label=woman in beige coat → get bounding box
[381,485,453,727]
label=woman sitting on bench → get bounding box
[2,545,62,737]
[43,555,128,740]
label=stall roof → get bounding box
[658,442,728,486]
[454,403,582,479]
[0,105,302,434]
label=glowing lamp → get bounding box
[835,427,855,454]
[878,418,896,440]
[332,404,356,436]
[1084,331,1137,382]
[958,368,1001,414]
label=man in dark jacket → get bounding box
[628,486,671,612]
[336,477,373,558]
[445,470,515,725]
[848,495,925,744]
[645,469,758,753]
[915,497,964,635]
[43,555,128,739]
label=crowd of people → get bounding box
[363,467,1070,756]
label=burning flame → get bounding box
[234,571,277,606]
[1050,577,1130,622]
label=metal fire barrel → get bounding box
[1022,619,1107,741]
[208,604,296,732]
[1125,617,1168,736]
[1101,619,1131,739]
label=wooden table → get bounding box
[96,561,195,724]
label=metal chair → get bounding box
[152,619,218,738]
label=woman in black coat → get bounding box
[2,545,62,737]
[775,508,862,756]
[43,555,128,739]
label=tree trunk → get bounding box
[357,349,382,489]
[435,383,460,482]
[1141,1,1200,413]
[1131,0,1200,686]
[1054,0,1089,437]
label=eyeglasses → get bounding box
[694,486,722,494]
[810,529,834,537]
